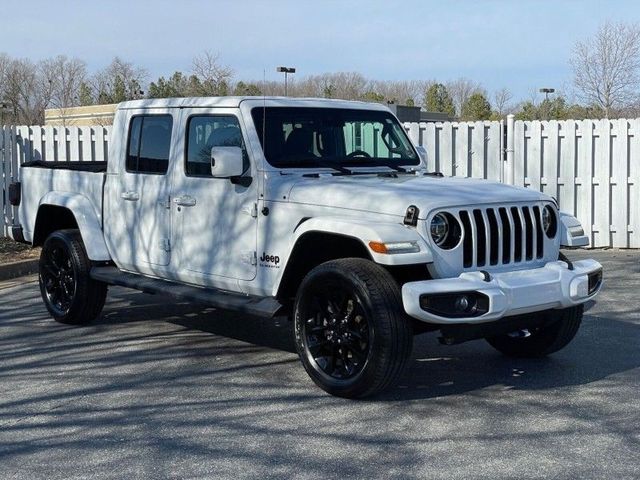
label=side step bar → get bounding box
[90,266,284,318]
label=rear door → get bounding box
[106,110,175,273]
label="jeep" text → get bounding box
[260,252,280,265]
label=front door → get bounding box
[171,110,257,288]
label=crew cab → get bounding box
[9,97,603,398]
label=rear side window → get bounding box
[185,115,246,176]
[126,115,173,174]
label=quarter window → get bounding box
[126,115,173,174]
[186,115,246,176]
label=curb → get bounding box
[0,259,39,281]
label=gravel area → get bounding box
[0,237,39,263]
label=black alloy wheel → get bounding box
[294,258,413,398]
[300,280,372,381]
[39,229,107,324]
[40,237,77,317]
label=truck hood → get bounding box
[284,174,549,219]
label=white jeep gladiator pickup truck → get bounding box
[9,97,602,398]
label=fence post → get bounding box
[1,125,6,236]
[505,114,515,185]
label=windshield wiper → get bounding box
[375,161,408,173]
[302,160,353,176]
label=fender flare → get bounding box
[272,216,433,296]
[38,192,112,261]
[559,212,589,247]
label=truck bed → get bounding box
[18,164,106,244]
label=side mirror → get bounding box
[211,146,244,178]
[415,145,428,166]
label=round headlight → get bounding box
[542,205,557,238]
[430,213,450,246]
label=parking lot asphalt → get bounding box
[0,249,638,480]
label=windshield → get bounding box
[251,107,420,169]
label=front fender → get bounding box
[271,216,433,296]
[294,216,433,265]
[39,192,111,261]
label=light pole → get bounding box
[276,66,296,96]
[539,88,555,120]
[539,87,555,101]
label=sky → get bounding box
[2,0,640,103]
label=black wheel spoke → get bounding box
[301,282,371,381]
[41,240,76,317]
[328,347,338,375]
[42,262,58,278]
[346,344,366,363]
[307,337,329,354]
[49,248,62,271]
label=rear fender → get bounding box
[38,192,111,261]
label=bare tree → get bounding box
[446,77,484,116]
[192,50,233,95]
[2,57,50,124]
[39,55,87,125]
[493,87,513,116]
[367,79,432,105]
[571,21,640,117]
[0,53,10,97]
[92,57,148,104]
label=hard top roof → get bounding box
[117,96,392,111]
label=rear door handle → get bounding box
[121,191,140,201]
[173,195,197,207]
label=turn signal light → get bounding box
[368,241,420,254]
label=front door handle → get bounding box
[173,195,197,207]
[121,191,140,201]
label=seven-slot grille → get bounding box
[457,205,545,268]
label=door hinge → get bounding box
[241,251,257,265]
[242,202,258,218]
[160,238,171,252]
[159,196,171,209]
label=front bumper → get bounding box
[402,259,602,324]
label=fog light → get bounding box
[419,292,489,318]
[455,295,469,311]
[455,295,471,312]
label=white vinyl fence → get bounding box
[405,117,639,248]
[1,118,639,248]
[1,125,111,236]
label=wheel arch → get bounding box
[34,192,111,261]
[276,231,371,301]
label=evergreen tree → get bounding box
[78,82,93,106]
[424,83,455,116]
[460,92,492,120]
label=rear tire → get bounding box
[486,305,583,358]
[39,229,107,324]
[294,258,413,398]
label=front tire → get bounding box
[486,305,583,358]
[39,229,107,324]
[294,258,413,398]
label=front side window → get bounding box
[251,107,419,169]
[186,115,246,176]
[126,115,173,174]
